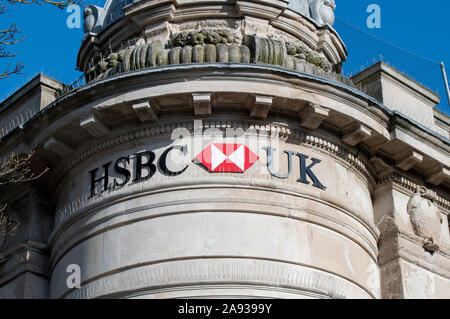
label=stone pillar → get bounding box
[374,180,450,299]
[0,187,53,298]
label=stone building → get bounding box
[0,0,449,299]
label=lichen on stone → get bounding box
[285,42,332,72]
[169,29,242,47]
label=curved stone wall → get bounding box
[1,61,447,299]
[47,113,379,298]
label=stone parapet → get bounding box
[77,0,347,83]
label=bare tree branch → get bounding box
[0,0,83,79]
[0,204,19,237]
[0,61,23,79]
[6,0,82,9]
[0,0,64,240]
[0,151,49,240]
[0,151,49,185]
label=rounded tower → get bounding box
[2,0,449,300]
[54,0,375,299]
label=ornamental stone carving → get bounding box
[289,0,337,27]
[85,1,338,36]
[407,187,442,252]
[76,0,349,90]
[82,0,133,36]
[83,6,97,34]
[84,33,351,86]
[310,0,336,26]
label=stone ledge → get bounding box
[0,241,50,287]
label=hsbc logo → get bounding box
[195,144,259,173]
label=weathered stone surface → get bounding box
[261,38,269,64]
[228,44,241,63]
[169,47,181,65]
[216,44,229,63]
[342,124,372,146]
[250,95,273,118]
[240,45,250,64]
[44,137,74,158]
[139,44,149,69]
[79,115,110,138]
[181,45,193,64]
[300,103,329,129]
[192,93,212,115]
[123,47,133,72]
[204,44,217,62]
[146,40,165,67]
[170,29,242,47]
[396,151,423,171]
[156,49,170,66]
[284,55,294,69]
[2,0,449,301]
[192,45,204,63]
[132,101,158,122]
[84,33,352,87]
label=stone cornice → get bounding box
[303,134,376,188]
[378,173,450,211]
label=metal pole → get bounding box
[440,62,450,107]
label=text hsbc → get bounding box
[88,145,326,198]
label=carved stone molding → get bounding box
[396,151,423,171]
[249,95,273,119]
[300,103,329,130]
[80,115,110,138]
[132,101,158,122]
[65,119,294,175]
[77,0,348,76]
[192,93,213,115]
[379,233,450,280]
[426,166,450,187]
[303,135,376,188]
[407,187,442,253]
[342,124,372,146]
[44,137,74,158]
[82,33,351,89]
[56,258,372,299]
[378,173,449,211]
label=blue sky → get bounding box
[1,0,449,113]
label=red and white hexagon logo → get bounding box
[195,144,259,173]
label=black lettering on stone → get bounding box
[159,145,188,176]
[89,162,111,198]
[113,156,131,188]
[296,153,326,190]
[264,147,295,179]
[133,151,156,182]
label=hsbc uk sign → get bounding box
[88,142,326,198]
